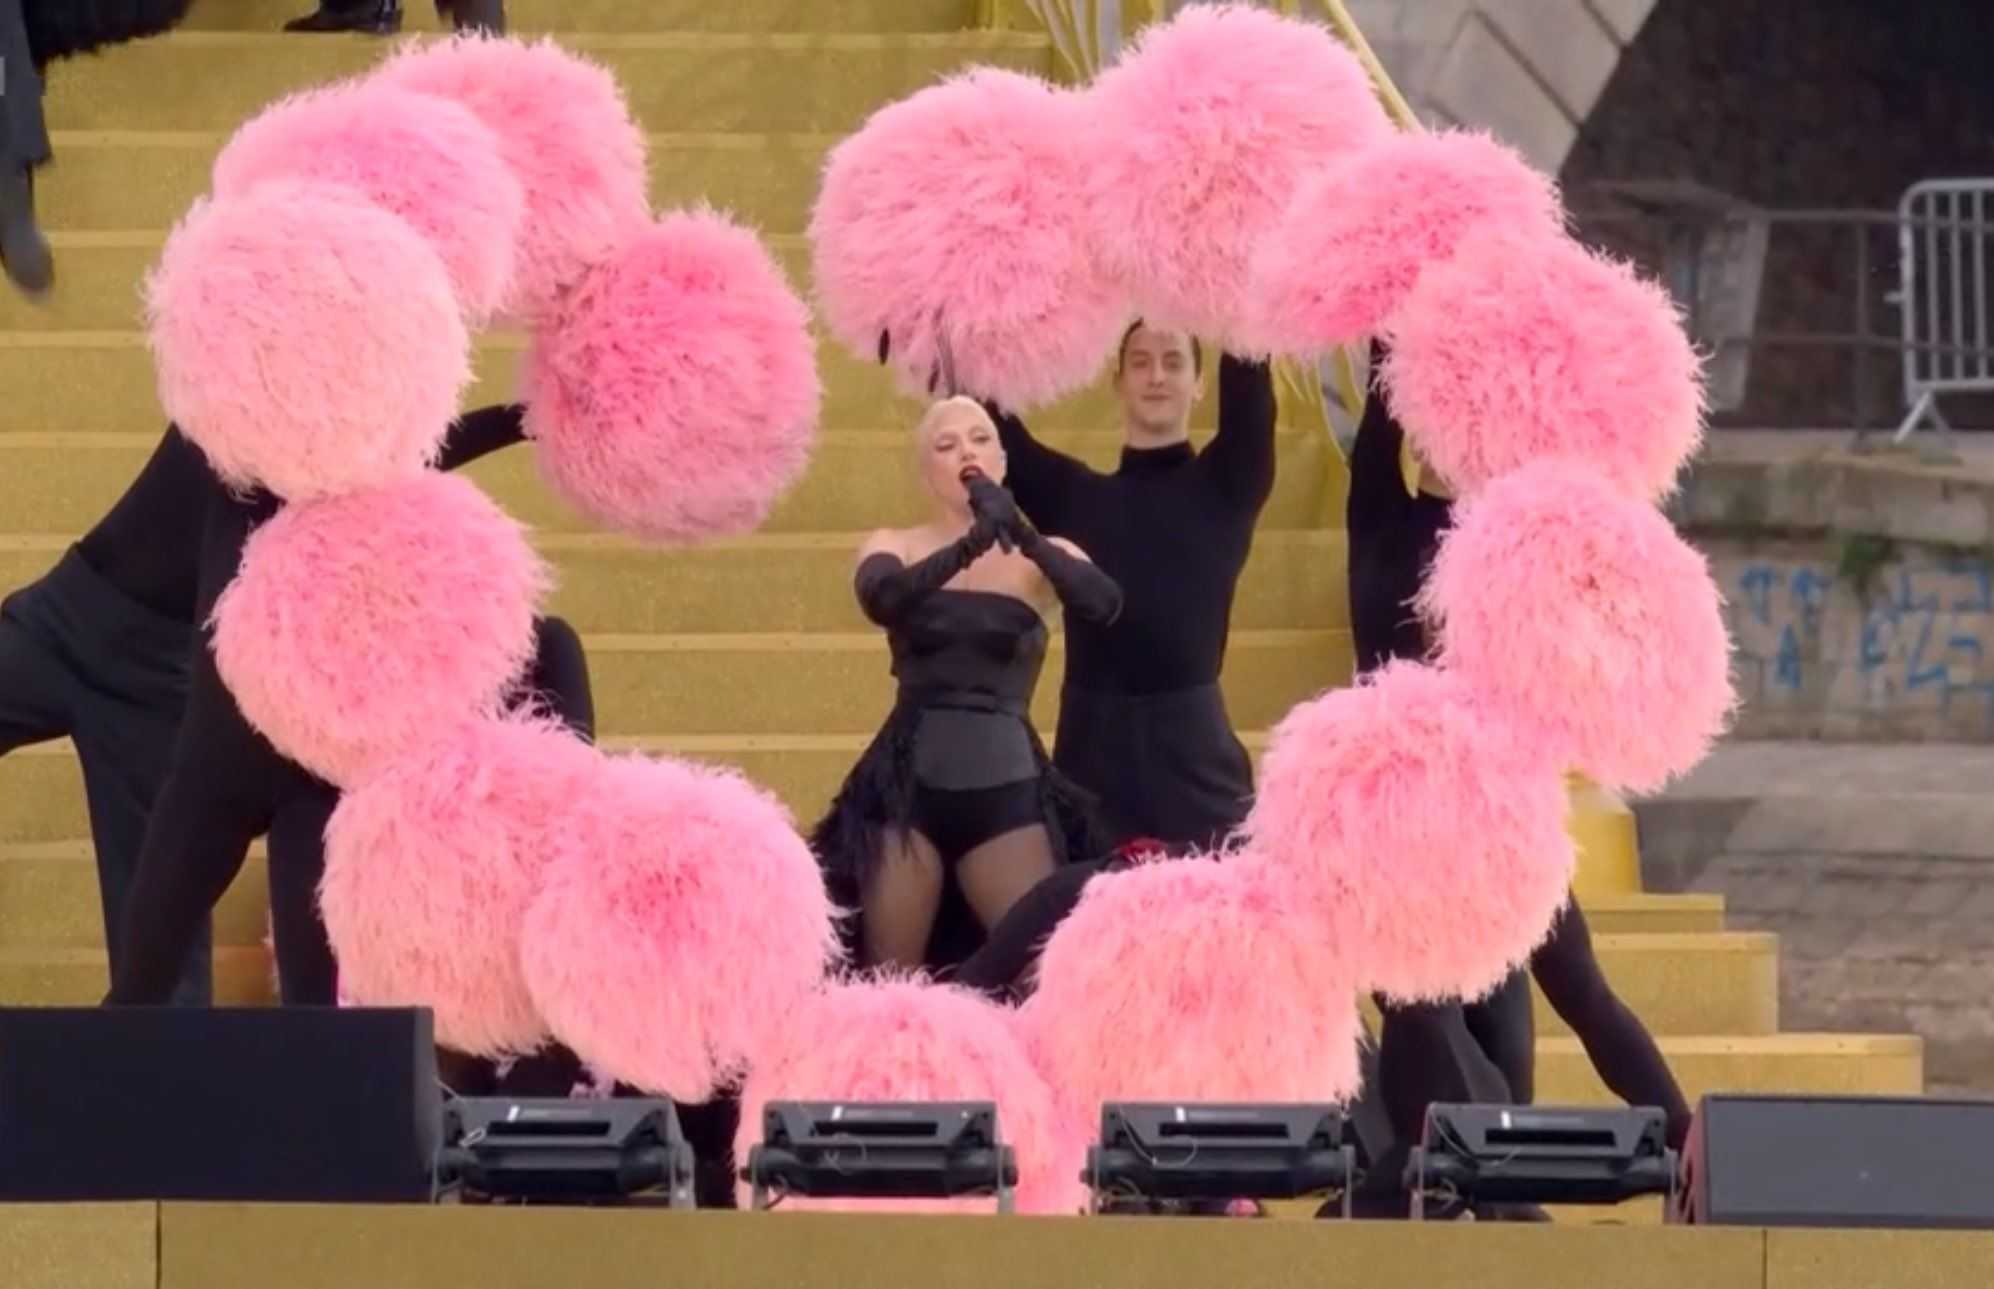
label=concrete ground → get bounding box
[1637,739,1994,1095]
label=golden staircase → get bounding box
[0,3,1920,1215]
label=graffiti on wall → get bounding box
[1725,551,1994,737]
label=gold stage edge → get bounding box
[10,1204,1994,1289]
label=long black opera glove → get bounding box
[854,521,998,628]
[967,476,1123,625]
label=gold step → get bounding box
[1538,1034,1923,1103]
[0,842,271,950]
[0,429,1340,535]
[1359,933,1778,1039]
[0,324,1212,437]
[0,945,272,1006]
[1581,893,1724,935]
[39,130,844,236]
[183,0,982,33]
[0,530,1353,635]
[43,31,1051,134]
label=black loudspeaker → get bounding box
[0,1007,442,1202]
[1675,1094,1994,1229]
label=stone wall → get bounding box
[1678,452,1994,740]
[1563,0,1994,429]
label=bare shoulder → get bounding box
[857,528,909,564]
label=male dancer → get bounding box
[987,320,1276,851]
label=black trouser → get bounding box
[0,549,209,1005]
[107,616,594,1007]
[0,0,50,172]
[1053,682,1252,852]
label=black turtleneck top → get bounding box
[988,356,1277,694]
[69,405,530,627]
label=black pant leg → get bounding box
[1462,965,1536,1105]
[0,0,49,172]
[517,616,594,743]
[266,772,339,1005]
[951,859,1111,1000]
[106,649,279,1005]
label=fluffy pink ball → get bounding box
[211,473,550,787]
[522,211,820,542]
[1017,855,1362,1196]
[810,67,1128,410]
[375,35,650,323]
[145,181,470,501]
[1082,3,1392,342]
[212,81,523,325]
[1240,662,1576,1002]
[320,715,600,1055]
[733,978,1080,1215]
[1382,223,1707,499]
[519,753,839,1103]
[1244,130,1565,352]
[1421,460,1735,793]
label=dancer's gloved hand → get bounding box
[964,473,1026,554]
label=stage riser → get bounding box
[0,433,1340,535]
[180,0,983,33]
[7,1203,1983,1289]
[39,132,853,236]
[0,330,1215,438]
[0,532,1351,635]
[42,33,1052,134]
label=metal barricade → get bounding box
[1893,179,1994,445]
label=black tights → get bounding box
[107,616,594,1006]
[1377,899,1691,1154]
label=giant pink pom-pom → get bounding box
[522,211,820,542]
[320,715,599,1055]
[810,67,1128,410]
[520,754,838,1102]
[1382,223,1706,499]
[146,181,469,500]
[1082,4,1391,342]
[376,35,650,323]
[733,978,1080,1215]
[1018,856,1361,1195]
[1241,662,1575,1001]
[1420,460,1734,793]
[212,81,524,325]
[211,473,550,787]
[1244,130,1564,352]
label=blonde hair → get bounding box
[913,396,995,443]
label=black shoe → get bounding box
[436,0,503,32]
[0,167,53,297]
[284,0,403,33]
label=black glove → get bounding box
[853,521,999,628]
[965,473,1027,553]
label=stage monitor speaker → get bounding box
[0,1007,442,1203]
[1676,1094,1994,1229]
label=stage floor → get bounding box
[8,1204,1994,1289]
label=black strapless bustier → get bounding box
[888,591,1046,791]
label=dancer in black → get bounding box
[283,0,501,34]
[984,321,1277,851]
[100,404,540,1006]
[1349,341,1692,1211]
[811,398,1121,971]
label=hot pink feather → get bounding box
[1382,223,1707,499]
[810,67,1128,410]
[520,753,840,1102]
[1082,4,1392,343]
[210,473,550,787]
[1421,459,1736,793]
[522,210,821,542]
[1241,662,1576,1002]
[144,181,470,501]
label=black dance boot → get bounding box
[284,0,403,33]
[0,167,53,297]
[436,0,504,33]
